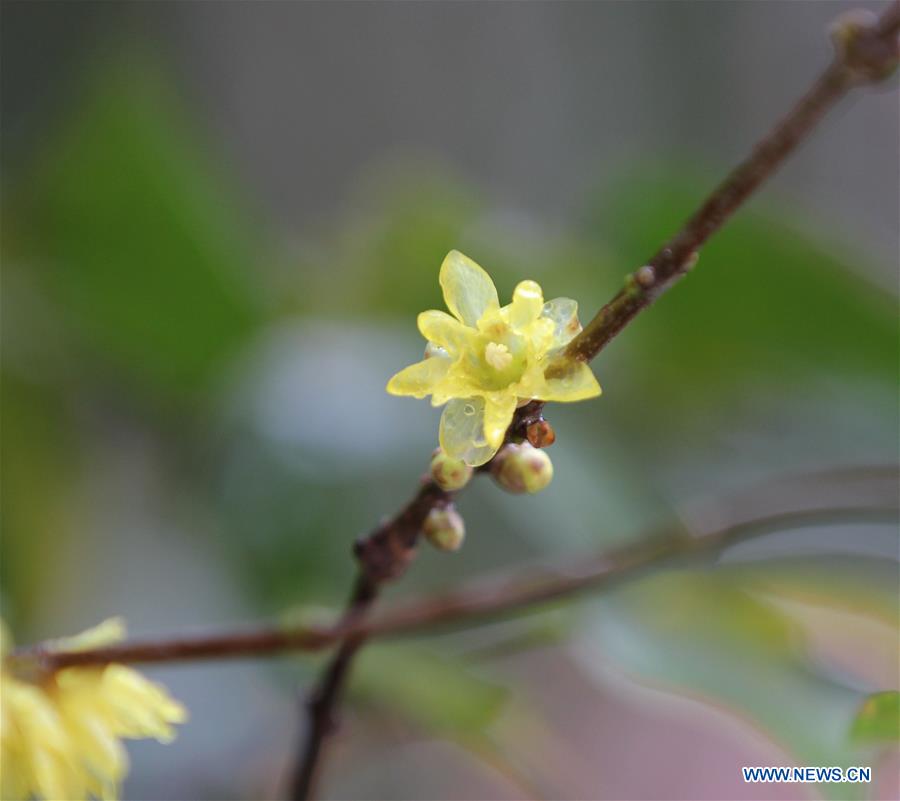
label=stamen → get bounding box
[485,342,513,370]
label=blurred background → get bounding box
[1,2,898,799]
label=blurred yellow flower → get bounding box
[387,250,601,465]
[1,617,187,801]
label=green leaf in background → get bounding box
[5,55,262,406]
[312,162,617,323]
[352,644,507,735]
[577,569,875,800]
[851,691,900,744]
[590,171,896,429]
[332,167,484,317]
[0,372,76,628]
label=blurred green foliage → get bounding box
[851,691,900,744]
[5,62,263,407]
[589,171,897,439]
[1,55,896,794]
[353,645,507,734]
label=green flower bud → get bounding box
[422,505,466,551]
[492,442,554,494]
[430,448,473,491]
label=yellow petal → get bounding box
[417,310,473,353]
[57,700,129,785]
[439,251,499,326]
[50,618,127,653]
[438,398,498,466]
[541,297,582,347]
[483,394,517,449]
[386,357,451,399]
[100,666,187,741]
[508,280,544,330]
[538,359,601,402]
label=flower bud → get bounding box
[830,9,899,84]
[430,448,473,491]
[526,419,556,449]
[422,505,466,551]
[492,442,554,494]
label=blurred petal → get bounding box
[51,618,126,652]
[386,358,451,398]
[542,297,582,347]
[439,397,497,466]
[1,617,185,800]
[483,394,517,449]
[539,359,601,402]
[439,250,499,326]
[508,280,544,330]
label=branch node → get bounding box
[635,265,656,288]
[831,7,900,84]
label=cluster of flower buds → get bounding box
[490,441,554,494]
[424,418,556,552]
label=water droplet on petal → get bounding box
[464,403,476,416]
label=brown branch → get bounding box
[12,501,896,674]
[286,476,452,799]
[289,573,375,800]
[564,3,900,363]
[290,10,899,788]
[11,9,895,799]
[288,399,551,799]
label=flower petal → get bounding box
[439,397,498,466]
[483,394,517,449]
[51,618,126,653]
[386,357,451,399]
[508,280,544,330]
[439,250,499,326]
[542,297,582,347]
[417,310,473,353]
[538,359,601,402]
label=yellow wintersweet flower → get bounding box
[1,617,187,800]
[387,251,601,465]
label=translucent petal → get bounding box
[417,310,473,353]
[538,359,601,402]
[508,280,544,330]
[525,316,555,357]
[541,297,582,347]
[483,394,517,450]
[423,342,449,361]
[439,250,499,326]
[439,397,498,466]
[386,357,451,399]
[430,390,452,407]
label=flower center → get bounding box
[484,342,513,371]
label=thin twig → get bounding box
[284,9,898,796]
[15,500,897,671]
[10,9,896,800]
[564,3,900,363]
[289,478,450,799]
